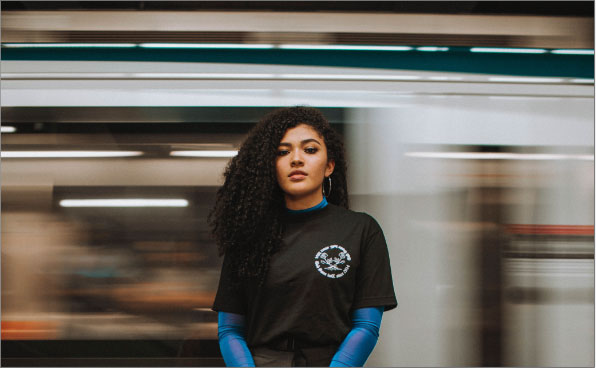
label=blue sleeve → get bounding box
[218,312,256,367]
[329,306,384,367]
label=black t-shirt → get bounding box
[212,203,397,347]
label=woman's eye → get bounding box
[277,150,289,156]
[305,147,318,154]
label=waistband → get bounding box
[264,336,337,352]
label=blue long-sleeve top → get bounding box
[218,306,383,367]
[329,306,384,367]
[218,312,256,367]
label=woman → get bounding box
[210,106,397,367]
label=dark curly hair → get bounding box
[208,106,349,285]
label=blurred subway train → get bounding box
[1,2,594,367]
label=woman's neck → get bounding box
[284,192,327,211]
[286,196,328,214]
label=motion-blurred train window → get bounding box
[0,106,345,366]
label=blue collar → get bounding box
[286,197,328,214]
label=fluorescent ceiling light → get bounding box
[2,43,136,48]
[406,152,594,161]
[551,49,594,55]
[2,72,421,81]
[60,199,189,207]
[1,72,277,80]
[488,77,564,83]
[1,151,144,158]
[170,150,238,158]
[135,73,275,79]
[1,126,16,133]
[416,47,449,52]
[3,73,133,79]
[279,45,413,51]
[139,43,274,49]
[470,47,547,54]
[428,76,463,81]
[278,74,421,80]
[570,78,595,84]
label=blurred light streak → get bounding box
[470,47,547,53]
[1,321,57,340]
[135,73,276,79]
[1,72,277,79]
[278,44,413,51]
[1,151,143,158]
[4,44,593,57]
[570,78,595,84]
[405,152,594,161]
[2,72,424,81]
[488,77,564,83]
[2,43,136,48]
[1,126,17,133]
[505,259,594,275]
[416,46,450,52]
[3,73,135,79]
[139,43,274,49]
[551,49,594,55]
[505,224,594,236]
[2,72,586,85]
[170,150,238,158]
[278,74,421,80]
[428,76,463,81]
[59,199,189,207]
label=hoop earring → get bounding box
[323,176,332,197]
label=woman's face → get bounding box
[275,124,335,205]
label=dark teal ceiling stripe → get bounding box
[2,47,593,78]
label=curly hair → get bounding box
[208,106,349,285]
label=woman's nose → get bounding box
[290,150,304,165]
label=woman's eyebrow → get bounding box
[279,138,321,147]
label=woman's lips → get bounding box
[289,174,307,181]
[289,170,308,181]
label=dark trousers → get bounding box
[251,345,337,367]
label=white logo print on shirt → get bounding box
[314,245,351,278]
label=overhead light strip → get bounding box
[139,43,275,49]
[416,46,449,52]
[428,76,463,81]
[488,77,565,83]
[470,47,548,54]
[570,78,595,84]
[551,49,594,55]
[279,44,413,51]
[2,151,144,158]
[2,43,137,48]
[1,72,588,84]
[1,126,17,133]
[0,72,423,80]
[135,73,275,79]
[2,150,242,158]
[2,43,593,56]
[278,74,421,80]
[170,150,238,158]
[406,152,594,161]
[60,199,189,207]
